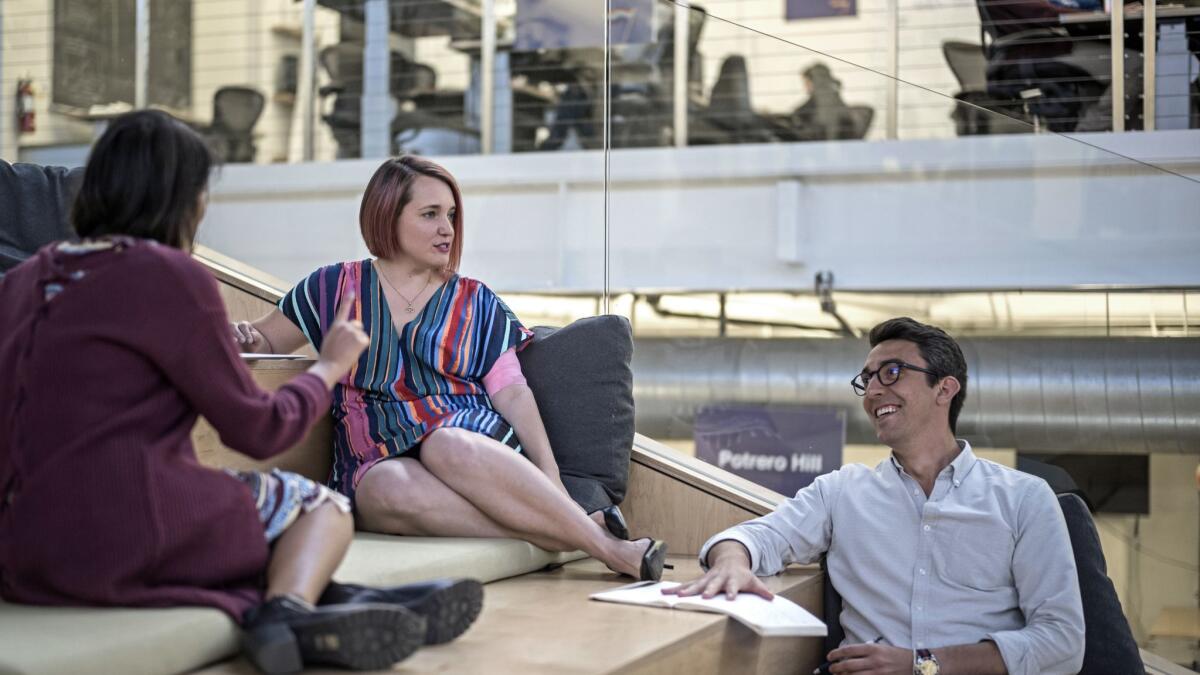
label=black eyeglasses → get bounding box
[851,360,938,396]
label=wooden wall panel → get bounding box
[622,460,763,557]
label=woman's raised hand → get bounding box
[310,293,370,388]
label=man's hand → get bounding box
[826,643,912,674]
[663,540,773,600]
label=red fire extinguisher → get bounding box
[17,78,35,134]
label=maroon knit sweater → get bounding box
[0,238,330,620]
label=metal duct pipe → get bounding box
[631,337,1200,453]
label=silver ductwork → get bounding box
[631,337,1200,453]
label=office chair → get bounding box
[975,0,1105,132]
[943,41,1039,135]
[846,106,874,140]
[204,86,265,163]
[317,44,363,158]
[819,492,1144,675]
[318,43,473,158]
[702,55,778,144]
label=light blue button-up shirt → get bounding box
[700,441,1085,675]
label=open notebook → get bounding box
[590,581,827,637]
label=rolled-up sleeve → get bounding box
[698,469,843,576]
[987,481,1085,675]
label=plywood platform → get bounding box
[194,556,824,675]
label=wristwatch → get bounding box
[913,649,940,675]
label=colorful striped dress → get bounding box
[280,261,533,501]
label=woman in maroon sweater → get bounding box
[0,111,456,674]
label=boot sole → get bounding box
[290,605,426,670]
[409,579,484,645]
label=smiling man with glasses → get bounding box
[668,317,1085,675]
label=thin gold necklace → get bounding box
[375,262,433,314]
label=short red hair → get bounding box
[359,156,464,272]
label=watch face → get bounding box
[917,661,939,675]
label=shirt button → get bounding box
[912,489,920,495]
[923,525,931,532]
[916,606,923,611]
[919,568,927,575]
[917,641,925,648]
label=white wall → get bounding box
[1,1,94,160]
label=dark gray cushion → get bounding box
[517,315,635,514]
[1058,493,1143,675]
[0,161,83,273]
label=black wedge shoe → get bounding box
[319,578,484,645]
[592,504,630,540]
[242,594,426,674]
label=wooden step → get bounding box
[193,556,824,675]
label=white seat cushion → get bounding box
[0,536,586,675]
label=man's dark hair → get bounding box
[868,317,968,433]
[72,110,214,250]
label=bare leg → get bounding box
[589,511,607,529]
[418,428,649,577]
[356,457,565,552]
[265,501,353,604]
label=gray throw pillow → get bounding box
[516,315,635,514]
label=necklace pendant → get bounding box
[405,305,415,313]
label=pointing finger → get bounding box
[334,291,357,324]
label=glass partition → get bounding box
[3,0,1196,164]
[600,1,1200,667]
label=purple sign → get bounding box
[695,405,845,497]
[786,0,857,20]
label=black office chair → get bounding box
[975,0,1105,132]
[820,492,1143,674]
[203,86,265,163]
[701,55,779,144]
[943,40,1042,136]
[317,44,366,158]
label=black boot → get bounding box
[319,578,483,645]
[241,594,426,674]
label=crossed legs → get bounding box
[355,427,649,577]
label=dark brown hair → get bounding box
[359,156,464,272]
[71,110,214,250]
[868,317,969,433]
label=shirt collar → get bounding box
[888,439,977,484]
